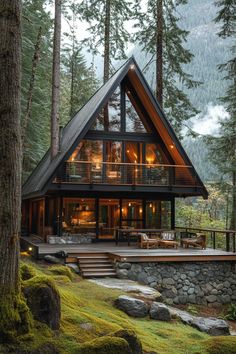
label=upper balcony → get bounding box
[54,161,200,188]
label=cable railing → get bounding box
[176,226,236,253]
[54,160,199,187]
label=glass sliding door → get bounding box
[105,141,122,183]
[146,200,161,229]
[121,199,143,229]
[99,199,120,239]
[62,198,96,234]
[125,142,143,184]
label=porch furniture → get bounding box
[140,233,160,249]
[158,230,178,248]
[181,233,206,249]
[115,228,172,246]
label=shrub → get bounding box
[225,304,236,321]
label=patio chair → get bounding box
[140,233,159,249]
[159,231,178,249]
[181,233,206,250]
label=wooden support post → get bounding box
[212,231,216,249]
[171,199,175,230]
[226,232,230,252]
[95,198,99,241]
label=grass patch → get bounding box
[1,258,221,354]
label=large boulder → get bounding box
[191,317,230,336]
[113,329,142,354]
[23,276,61,330]
[149,302,171,321]
[44,255,62,264]
[115,295,148,318]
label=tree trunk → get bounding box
[230,171,236,230]
[103,0,111,130]
[22,25,42,149]
[0,0,30,340]
[51,0,61,160]
[156,0,163,107]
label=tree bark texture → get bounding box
[0,0,29,340]
[51,0,61,160]
[22,26,42,148]
[230,171,236,230]
[103,0,111,130]
[156,0,163,107]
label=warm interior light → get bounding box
[149,203,152,208]
[28,247,33,252]
[139,207,142,214]
[130,64,135,70]
[127,149,130,153]
[128,202,131,207]
[170,144,174,149]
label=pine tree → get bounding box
[22,0,53,180]
[61,1,99,121]
[207,0,236,229]
[0,0,30,339]
[134,0,199,136]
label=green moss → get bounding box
[20,263,36,281]
[204,336,236,354]
[23,275,57,291]
[76,336,131,354]
[0,292,31,343]
[48,265,74,281]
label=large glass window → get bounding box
[121,199,143,229]
[146,201,161,229]
[99,199,120,239]
[91,87,121,131]
[105,141,122,182]
[161,201,171,229]
[62,198,96,234]
[126,93,149,133]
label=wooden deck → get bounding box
[20,237,236,263]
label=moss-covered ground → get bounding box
[1,256,236,354]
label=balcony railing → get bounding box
[54,161,199,187]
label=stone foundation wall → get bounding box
[115,261,236,307]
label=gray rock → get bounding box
[113,329,142,354]
[117,269,129,279]
[23,278,61,330]
[80,322,93,331]
[115,295,149,317]
[66,263,80,274]
[44,255,62,264]
[191,317,230,336]
[206,295,217,303]
[118,262,132,270]
[162,278,175,286]
[150,302,171,321]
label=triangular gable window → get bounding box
[91,87,121,131]
[125,93,149,133]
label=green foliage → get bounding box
[204,336,236,354]
[225,303,236,321]
[133,0,199,135]
[78,0,136,72]
[48,265,74,281]
[186,305,198,315]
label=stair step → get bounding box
[78,256,109,260]
[78,259,111,264]
[82,268,115,272]
[80,264,113,268]
[82,272,117,278]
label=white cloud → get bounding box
[191,103,229,136]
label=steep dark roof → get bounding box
[23,56,208,199]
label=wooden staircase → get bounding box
[77,253,117,278]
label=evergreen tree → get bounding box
[134,0,199,136]
[22,0,53,180]
[207,0,236,229]
[61,1,99,121]
[0,0,30,339]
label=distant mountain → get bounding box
[131,0,233,110]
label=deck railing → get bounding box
[55,161,198,187]
[176,226,236,253]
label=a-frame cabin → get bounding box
[22,57,208,242]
